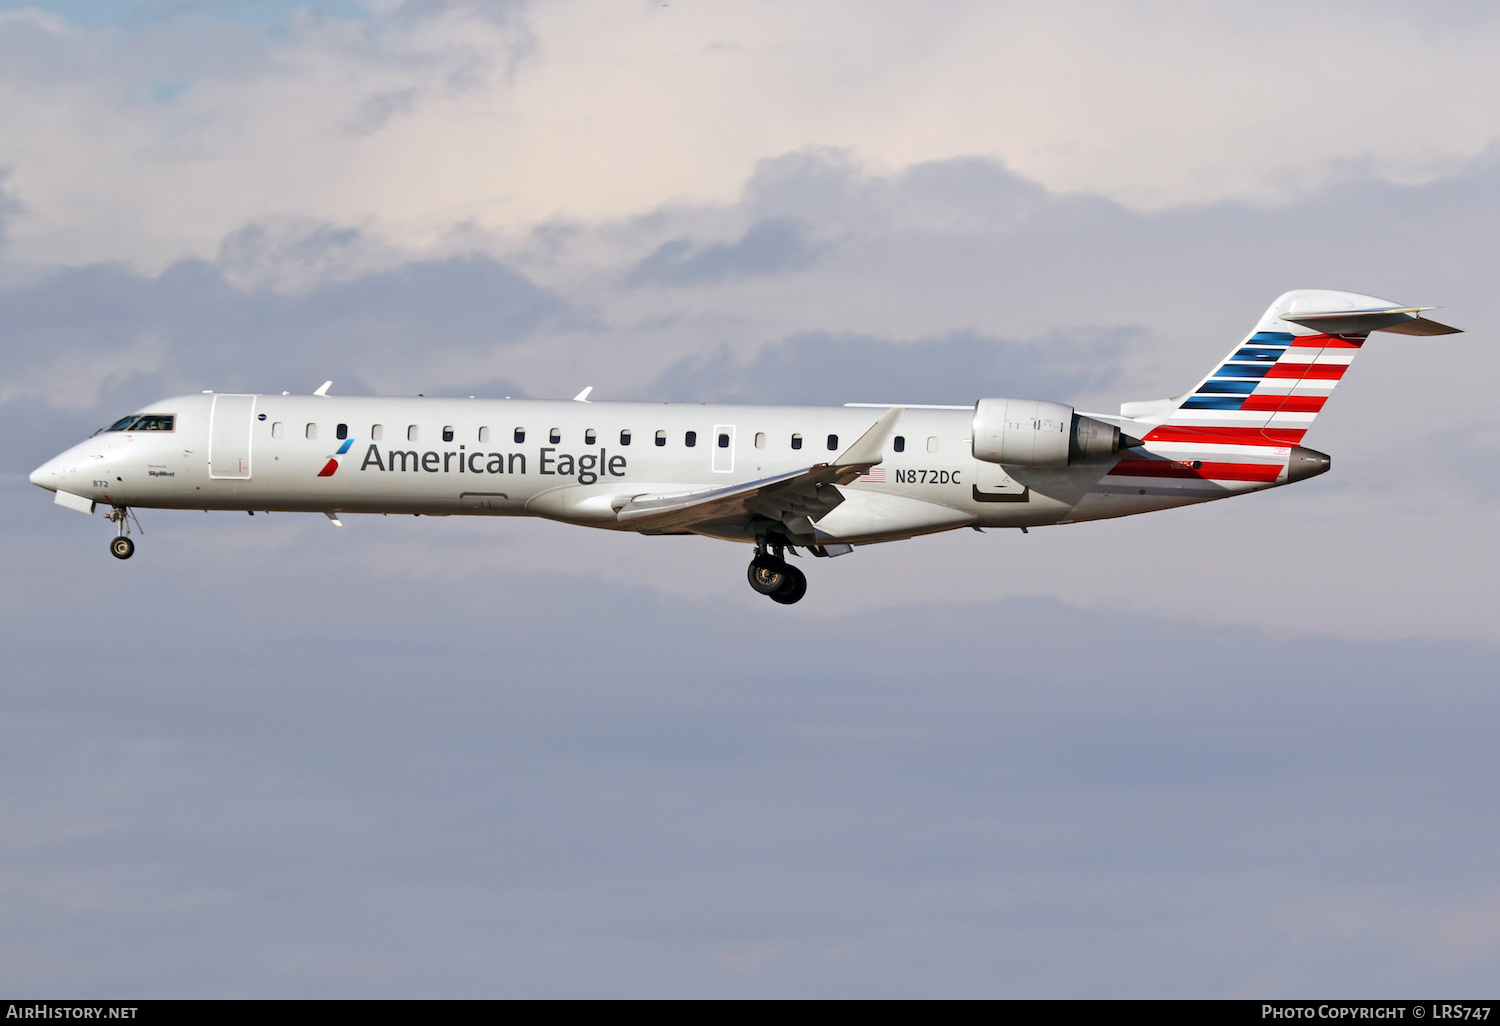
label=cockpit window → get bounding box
[106,414,175,432]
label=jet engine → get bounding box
[972,398,1123,468]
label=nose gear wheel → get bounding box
[105,505,139,559]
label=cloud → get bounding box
[0,251,572,429]
[627,217,823,288]
[8,2,1500,269]
[637,327,1135,407]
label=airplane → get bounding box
[28,289,1459,605]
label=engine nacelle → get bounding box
[972,398,1122,468]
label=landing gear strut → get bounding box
[106,506,136,560]
[746,541,807,604]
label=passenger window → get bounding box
[620,429,632,446]
[306,423,318,440]
[550,428,561,444]
[336,423,348,440]
[478,426,490,443]
[514,428,525,443]
[271,421,284,439]
[442,426,454,443]
[371,424,383,441]
[791,433,802,450]
[927,436,939,453]
[893,435,905,453]
[655,430,666,447]
[408,425,419,441]
[685,431,697,447]
[827,434,838,450]
[754,432,766,449]
[718,433,730,448]
[585,429,597,446]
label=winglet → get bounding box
[833,407,903,467]
[573,386,593,403]
[314,381,333,397]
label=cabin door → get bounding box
[209,394,256,480]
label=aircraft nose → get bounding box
[29,458,61,491]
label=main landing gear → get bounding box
[747,544,807,605]
[106,506,136,560]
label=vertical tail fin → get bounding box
[1126,290,1459,448]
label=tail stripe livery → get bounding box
[1175,330,1355,432]
[1106,290,1459,491]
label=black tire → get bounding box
[769,564,807,604]
[110,536,135,560]
[747,555,788,595]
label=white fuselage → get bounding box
[30,392,1291,544]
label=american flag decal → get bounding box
[857,467,887,483]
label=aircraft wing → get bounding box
[616,407,903,537]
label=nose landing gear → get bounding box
[747,543,807,605]
[106,506,138,560]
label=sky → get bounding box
[2,0,1498,997]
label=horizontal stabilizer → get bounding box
[1282,306,1461,336]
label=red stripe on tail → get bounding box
[1289,333,1365,349]
[1265,362,1347,380]
[1143,425,1306,446]
[1240,395,1327,413]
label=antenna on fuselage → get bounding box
[313,381,333,397]
[573,386,593,403]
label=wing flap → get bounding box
[615,407,904,536]
[616,467,816,531]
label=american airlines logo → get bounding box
[317,438,355,477]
